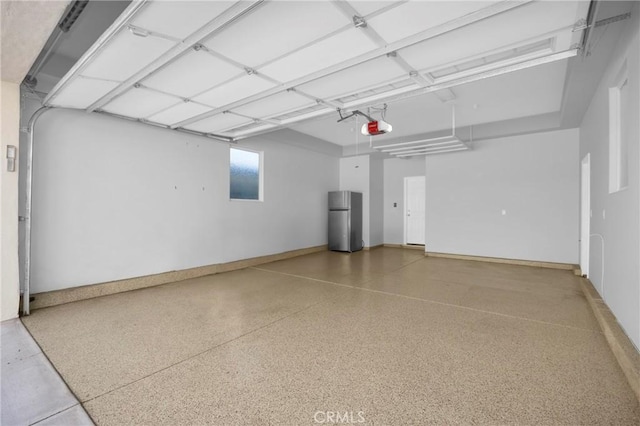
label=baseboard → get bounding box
[425,251,576,270]
[580,279,640,402]
[383,244,425,251]
[363,244,384,251]
[28,245,327,311]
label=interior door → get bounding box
[580,153,591,277]
[405,176,426,245]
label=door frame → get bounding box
[404,176,426,245]
[580,153,591,277]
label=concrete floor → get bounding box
[1,319,93,425]
[20,248,640,424]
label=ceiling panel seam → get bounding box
[94,110,234,143]
[135,83,188,101]
[102,84,218,123]
[228,110,281,126]
[132,46,248,101]
[358,0,409,21]
[174,69,257,108]
[250,23,354,72]
[77,75,124,84]
[233,123,277,138]
[259,103,318,122]
[216,123,276,136]
[198,46,266,80]
[291,88,342,110]
[279,107,335,124]
[141,99,184,120]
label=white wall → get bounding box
[1,81,21,321]
[424,128,580,264]
[383,157,425,245]
[339,155,370,247]
[28,108,338,293]
[369,157,384,247]
[579,4,639,349]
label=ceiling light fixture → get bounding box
[337,109,373,123]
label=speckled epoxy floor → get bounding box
[22,248,640,424]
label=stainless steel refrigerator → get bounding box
[328,191,363,252]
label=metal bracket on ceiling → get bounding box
[337,109,374,123]
[128,25,150,38]
[409,70,430,87]
[353,15,367,28]
[572,18,589,32]
[580,0,631,57]
[59,0,89,32]
[371,104,470,157]
[574,12,631,32]
[594,12,631,28]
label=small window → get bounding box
[609,61,629,193]
[230,147,262,201]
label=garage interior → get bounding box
[1,0,639,424]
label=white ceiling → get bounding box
[0,1,70,83]
[43,0,589,146]
[293,59,568,146]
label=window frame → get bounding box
[608,60,629,194]
[229,146,264,202]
